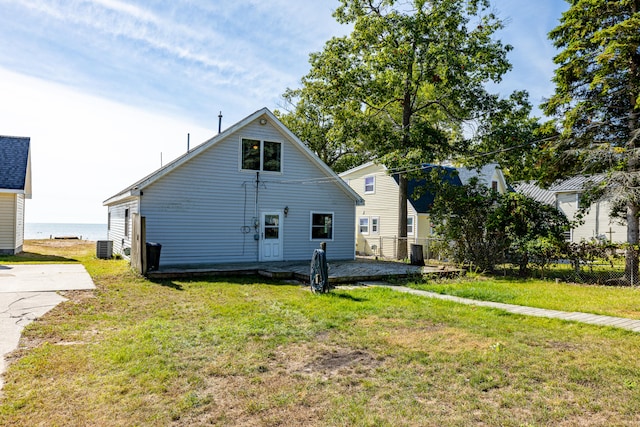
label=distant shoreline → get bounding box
[25,223,108,241]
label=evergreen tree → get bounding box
[543,0,640,284]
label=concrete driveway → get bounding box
[0,264,95,392]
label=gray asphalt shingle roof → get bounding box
[0,136,30,191]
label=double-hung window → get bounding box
[371,217,379,234]
[407,216,414,235]
[311,212,333,240]
[364,176,375,194]
[359,217,369,234]
[241,138,282,172]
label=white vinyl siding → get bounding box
[341,163,422,255]
[15,194,24,250]
[107,199,139,257]
[556,192,626,243]
[0,193,17,252]
[0,193,24,254]
[108,118,357,265]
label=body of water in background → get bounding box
[25,223,108,241]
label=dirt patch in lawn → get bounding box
[174,341,383,426]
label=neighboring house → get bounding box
[513,175,625,243]
[339,162,507,257]
[103,108,363,267]
[0,136,32,255]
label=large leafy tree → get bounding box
[542,0,640,284]
[287,0,514,259]
[464,90,557,182]
[275,90,369,173]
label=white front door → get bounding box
[260,211,283,261]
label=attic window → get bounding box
[364,176,375,194]
[241,138,281,172]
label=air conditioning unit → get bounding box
[96,240,113,259]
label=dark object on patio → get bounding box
[310,248,329,293]
[410,244,425,266]
[146,242,162,271]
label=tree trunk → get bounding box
[397,173,408,260]
[626,203,639,285]
[396,58,414,261]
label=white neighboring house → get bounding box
[103,108,363,267]
[339,162,508,257]
[0,136,31,255]
[514,175,626,243]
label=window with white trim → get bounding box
[371,217,379,234]
[364,176,375,194]
[311,212,333,240]
[407,216,415,235]
[241,138,282,172]
[359,217,369,234]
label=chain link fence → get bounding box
[494,261,627,285]
[358,236,635,285]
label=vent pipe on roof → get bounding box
[187,133,190,153]
[218,111,223,134]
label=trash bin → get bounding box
[410,244,424,266]
[146,242,162,271]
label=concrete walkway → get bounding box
[0,264,95,393]
[378,285,640,333]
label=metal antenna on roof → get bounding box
[218,111,223,134]
[187,133,190,153]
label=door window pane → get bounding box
[264,214,279,239]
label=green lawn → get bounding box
[1,241,640,426]
[410,274,640,320]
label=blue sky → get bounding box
[0,0,568,223]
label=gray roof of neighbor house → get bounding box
[514,174,608,206]
[548,174,605,192]
[512,181,556,206]
[0,135,30,191]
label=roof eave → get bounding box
[103,190,141,206]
